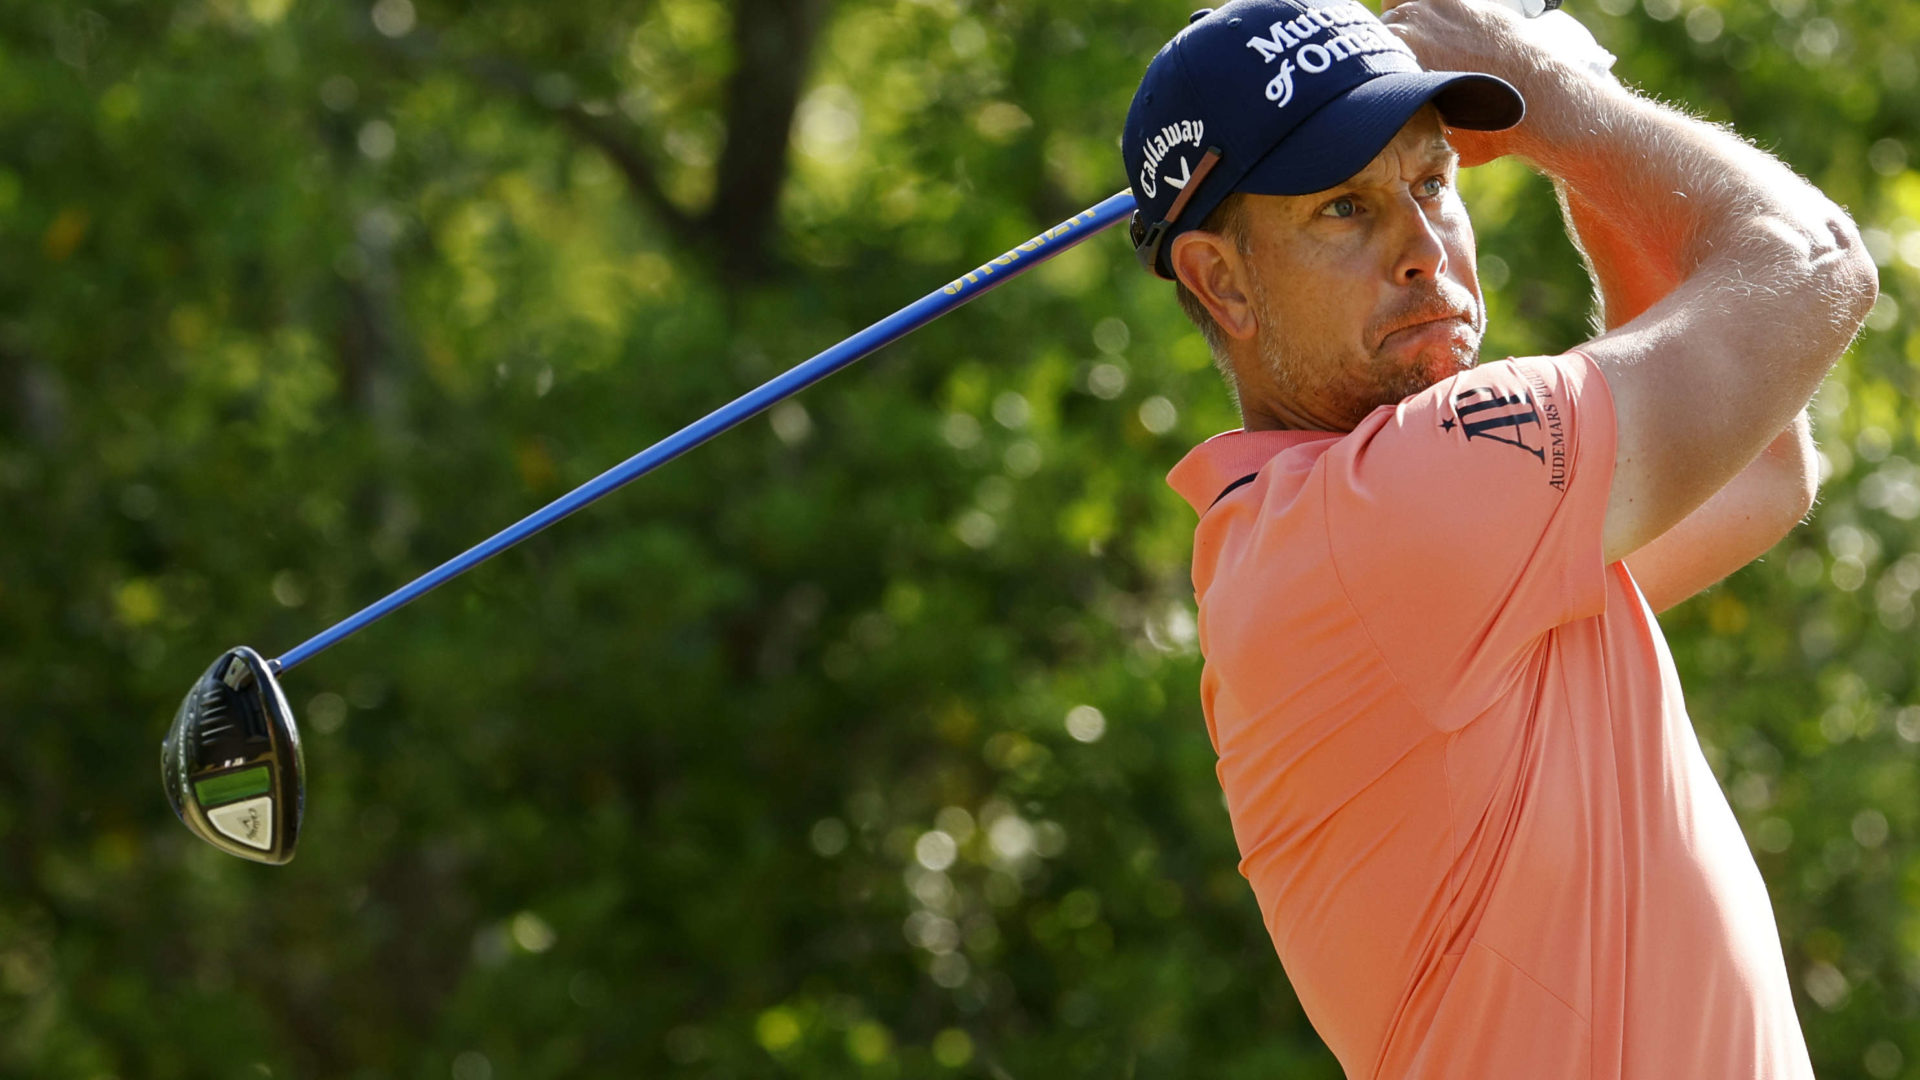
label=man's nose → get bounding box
[1391,200,1449,284]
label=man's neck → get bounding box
[1240,395,1348,433]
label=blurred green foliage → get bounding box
[1,0,1917,1076]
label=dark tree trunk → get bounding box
[704,0,832,281]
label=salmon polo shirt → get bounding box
[1167,353,1813,1079]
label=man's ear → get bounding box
[1170,229,1258,341]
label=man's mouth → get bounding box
[1376,312,1471,350]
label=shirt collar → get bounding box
[1166,428,1332,515]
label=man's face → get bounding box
[1237,108,1485,430]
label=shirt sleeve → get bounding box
[1322,351,1617,730]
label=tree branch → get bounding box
[357,16,704,252]
[352,0,837,278]
[460,51,709,254]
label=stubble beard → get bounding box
[1250,270,1483,431]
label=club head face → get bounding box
[161,647,304,865]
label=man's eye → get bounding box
[1322,196,1357,218]
[1419,176,1446,197]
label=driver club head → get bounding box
[161,646,304,864]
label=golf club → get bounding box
[163,190,1138,863]
[162,0,1604,865]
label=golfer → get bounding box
[1126,0,1876,1075]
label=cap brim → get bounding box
[1236,70,1524,197]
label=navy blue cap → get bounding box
[1123,0,1524,280]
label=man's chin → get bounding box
[1331,338,1480,425]
[1252,325,1481,430]
[1382,342,1479,392]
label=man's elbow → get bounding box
[1746,449,1819,556]
[1724,208,1876,381]
[1767,413,1822,526]
[1790,457,1820,525]
[1820,210,1880,341]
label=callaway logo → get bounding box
[1138,119,1205,200]
[1245,6,1415,109]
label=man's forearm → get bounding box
[1526,68,1838,587]
[1509,67,1864,338]
[1625,411,1818,612]
[1556,178,1677,334]
[1536,82,1707,331]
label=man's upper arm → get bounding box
[1585,223,1873,566]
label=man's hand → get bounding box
[1381,0,1613,167]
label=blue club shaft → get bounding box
[274,190,1139,673]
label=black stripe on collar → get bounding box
[1207,471,1261,511]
